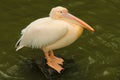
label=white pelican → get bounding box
[16,6,95,73]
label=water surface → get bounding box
[0,0,120,80]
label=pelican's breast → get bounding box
[44,23,83,51]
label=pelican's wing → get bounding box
[16,17,69,51]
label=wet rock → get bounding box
[33,57,62,80]
[23,56,75,80]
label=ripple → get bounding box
[0,70,24,79]
[103,70,109,76]
[88,56,95,64]
[6,65,19,76]
[0,70,11,78]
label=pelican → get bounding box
[15,6,95,73]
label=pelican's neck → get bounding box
[50,17,84,37]
[62,18,84,37]
[50,17,84,30]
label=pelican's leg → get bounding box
[44,51,63,73]
[49,50,64,65]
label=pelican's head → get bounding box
[49,6,95,32]
[49,6,68,19]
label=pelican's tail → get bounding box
[16,45,24,51]
[15,38,24,51]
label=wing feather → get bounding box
[16,17,69,50]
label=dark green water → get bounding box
[0,0,120,80]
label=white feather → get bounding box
[16,17,69,50]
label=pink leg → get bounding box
[44,51,63,73]
[49,50,64,65]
